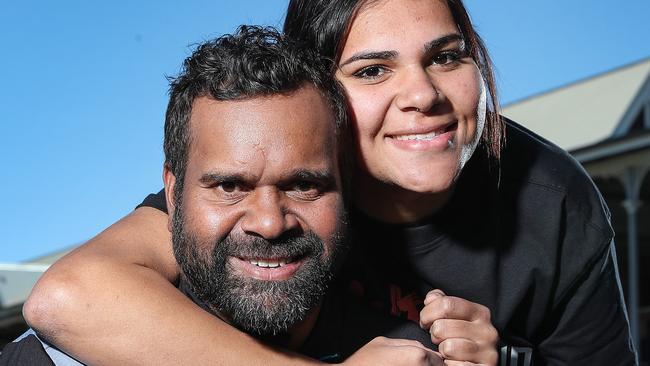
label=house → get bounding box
[503,57,650,359]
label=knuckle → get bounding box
[441,339,479,356]
[430,289,446,298]
[462,340,479,353]
[419,308,432,324]
[486,328,499,345]
[441,297,455,314]
[431,320,446,338]
[478,305,491,320]
[439,339,454,356]
[407,340,425,348]
[405,348,428,362]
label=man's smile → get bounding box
[229,256,307,281]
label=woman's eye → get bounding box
[353,65,386,79]
[432,51,461,66]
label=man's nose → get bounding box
[240,189,300,239]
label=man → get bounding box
[160,24,348,342]
[2,26,439,366]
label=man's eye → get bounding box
[296,181,317,192]
[353,65,387,79]
[214,182,250,197]
[288,181,322,200]
[218,182,239,193]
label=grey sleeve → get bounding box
[7,329,85,366]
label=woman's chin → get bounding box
[398,180,453,197]
[390,167,457,196]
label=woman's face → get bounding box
[336,0,486,196]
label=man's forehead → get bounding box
[187,88,339,180]
[190,88,335,138]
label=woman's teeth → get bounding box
[394,131,441,141]
[248,259,289,268]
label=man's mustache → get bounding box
[217,232,324,263]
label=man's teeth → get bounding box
[248,259,288,268]
[394,131,441,141]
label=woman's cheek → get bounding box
[347,89,385,138]
[459,75,487,169]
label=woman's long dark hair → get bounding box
[283,0,504,160]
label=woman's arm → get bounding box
[21,207,469,366]
[23,207,322,366]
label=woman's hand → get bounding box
[342,337,444,366]
[419,290,499,366]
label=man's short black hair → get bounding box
[163,25,348,199]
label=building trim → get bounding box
[503,57,650,108]
[613,75,650,136]
[571,133,650,163]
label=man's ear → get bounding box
[163,163,177,233]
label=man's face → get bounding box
[165,86,346,336]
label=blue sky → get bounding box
[2,1,650,262]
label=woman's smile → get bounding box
[386,120,458,151]
[336,0,485,218]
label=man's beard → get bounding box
[171,203,347,336]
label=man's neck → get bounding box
[237,302,322,350]
[284,303,321,350]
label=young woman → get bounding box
[24,0,636,365]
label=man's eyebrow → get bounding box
[199,172,249,185]
[199,169,337,187]
[424,33,465,53]
[282,169,337,187]
[338,50,398,67]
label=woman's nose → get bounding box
[394,67,440,113]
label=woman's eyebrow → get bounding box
[338,34,465,68]
[338,50,398,67]
[424,33,464,52]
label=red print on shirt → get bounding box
[389,284,423,323]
